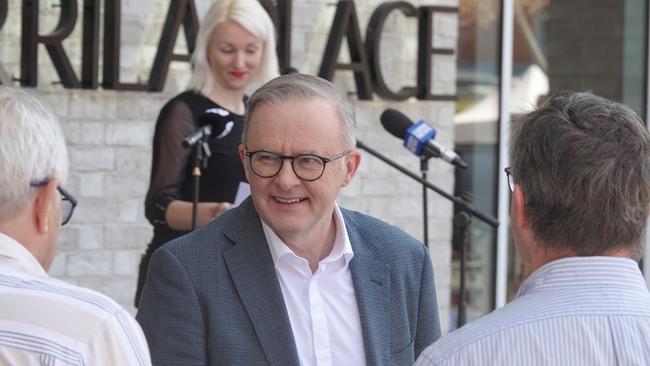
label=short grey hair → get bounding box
[188,0,279,94]
[510,91,650,258]
[0,87,68,224]
[243,73,357,149]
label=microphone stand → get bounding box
[454,205,471,328]
[189,136,211,230]
[420,155,431,247]
[356,140,498,328]
[357,140,498,225]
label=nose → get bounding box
[234,51,246,68]
[273,159,301,190]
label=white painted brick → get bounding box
[363,197,395,219]
[391,219,422,240]
[100,278,138,315]
[163,68,193,93]
[68,92,118,119]
[115,94,167,120]
[118,0,145,16]
[60,120,82,145]
[76,225,104,250]
[49,223,102,252]
[434,13,459,49]
[75,277,137,314]
[104,225,152,250]
[392,196,425,219]
[79,122,105,145]
[73,199,118,224]
[68,147,115,171]
[114,148,152,172]
[339,176,362,199]
[114,250,143,275]
[105,122,153,147]
[57,226,79,251]
[36,91,71,119]
[104,172,149,198]
[48,253,66,277]
[293,3,333,29]
[115,199,144,223]
[75,172,104,198]
[67,251,113,276]
[428,219,454,242]
[361,175,401,196]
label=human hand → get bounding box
[210,202,234,219]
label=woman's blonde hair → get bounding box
[188,0,279,94]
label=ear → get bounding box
[239,144,252,181]
[511,184,529,232]
[340,149,362,187]
[238,144,247,164]
[34,179,58,234]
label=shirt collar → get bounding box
[263,203,354,268]
[0,232,47,277]
[517,256,646,298]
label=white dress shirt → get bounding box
[262,204,366,366]
[415,256,650,365]
[0,232,151,366]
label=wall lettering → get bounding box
[0,0,457,101]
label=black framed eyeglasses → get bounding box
[245,149,350,181]
[504,167,514,192]
[30,180,78,225]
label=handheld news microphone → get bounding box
[283,67,299,75]
[182,111,231,148]
[182,125,212,148]
[380,108,467,169]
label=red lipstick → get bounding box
[230,71,247,78]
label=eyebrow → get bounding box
[218,40,261,47]
[250,147,324,156]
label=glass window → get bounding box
[451,0,503,329]
[506,0,648,299]
[454,0,648,328]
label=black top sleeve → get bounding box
[144,99,196,226]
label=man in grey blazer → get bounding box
[136,74,441,365]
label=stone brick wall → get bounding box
[1,0,457,333]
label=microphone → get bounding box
[380,108,467,169]
[283,66,299,75]
[182,112,230,148]
[182,125,212,148]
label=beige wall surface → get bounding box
[1,0,457,332]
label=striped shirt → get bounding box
[415,256,650,366]
[0,232,151,366]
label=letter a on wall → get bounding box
[148,0,199,91]
[319,0,373,100]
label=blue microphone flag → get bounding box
[404,120,436,156]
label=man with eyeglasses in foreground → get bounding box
[0,87,151,365]
[416,92,650,365]
[137,73,441,365]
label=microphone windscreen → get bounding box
[380,108,413,139]
[283,67,299,75]
[198,113,227,137]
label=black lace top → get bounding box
[144,90,247,246]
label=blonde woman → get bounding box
[136,0,278,306]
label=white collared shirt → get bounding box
[0,232,151,366]
[262,204,366,366]
[415,256,650,366]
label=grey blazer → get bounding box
[136,198,440,365]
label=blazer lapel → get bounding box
[222,199,300,366]
[345,211,392,366]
